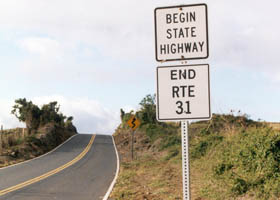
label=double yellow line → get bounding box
[0,135,95,196]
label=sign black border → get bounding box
[154,4,209,62]
[156,64,211,121]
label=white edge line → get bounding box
[103,135,120,200]
[0,134,78,170]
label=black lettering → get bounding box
[191,27,196,37]
[192,43,198,52]
[172,86,179,98]
[189,85,195,97]
[185,43,192,52]
[171,70,177,80]
[178,43,184,53]
[199,42,204,51]
[188,69,196,79]
[167,44,169,54]
[185,101,191,114]
[166,14,172,24]
[184,27,189,37]
[180,85,187,97]
[190,12,196,22]
[178,28,184,38]
[173,13,178,23]
[171,44,176,54]
[176,101,183,114]
[166,29,172,39]
[179,13,185,23]
[160,44,167,55]
[179,69,186,79]
[173,28,178,38]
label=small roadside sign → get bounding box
[156,64,211,121]
[127,115,141,131]
[154,4,209,62]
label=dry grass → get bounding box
[0,128,27,150]
[267,122,280,130]
[110,128,183,200]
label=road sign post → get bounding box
[156,64,211,199]
[127,115,141,160]
[154,3,210,199]
[181,121,190,200]
[131,130,135,160]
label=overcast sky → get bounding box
[0,0,279,134]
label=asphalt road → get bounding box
[0,134,117,200]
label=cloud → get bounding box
[32,95,120,134]
[209,1,280,74]
[0,100,25,129]
[2,0,278,83]
[19,37,62,57]
[0,96,120,134]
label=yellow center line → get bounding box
[0,135,96,196]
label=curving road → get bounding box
[0,134,118,200]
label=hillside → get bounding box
[0,99,77,168]
[110,95,280,200]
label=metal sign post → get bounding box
[127,115,141,160]
[154,4,210,199]
[156,64,211,199]
[131,130,135,160]
[181,121,190,199]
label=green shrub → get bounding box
[164,148,180,161]
[231,178,249,195]
[213,127,280,198]
[213,163,233,175]
[159,134,181,150]
[191,135,223,159]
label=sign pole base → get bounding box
[181,121,190,200]
[131,130,134,160]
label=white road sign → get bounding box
[156,64,211,121]
[154,4,209,62]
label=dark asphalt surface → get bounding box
[0,134,117,200]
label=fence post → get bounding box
[0,127,2,152]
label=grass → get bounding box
[111,114,280,200]
[111,153,182,200]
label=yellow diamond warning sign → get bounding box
[127,115,141,131]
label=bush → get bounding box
[231,178,249,195]
[11,98,75,134]
[191,135,223,159]
[164,148,180,161]
[213,127,280,198]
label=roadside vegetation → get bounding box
[0,98,77,167]
[111,94,280,200]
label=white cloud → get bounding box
[2,0,278,82]
[0,100,25,129]
[122,105,137,113]
[19,37,62,57]
[32,95,120,134]
[0,96,120,134]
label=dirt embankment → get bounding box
[0,123,77,168]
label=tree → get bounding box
[120,109,125,122]
[11,98,73,135]
[40,101,65,126]
[11,98,41,134]
[138,94,157,124]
